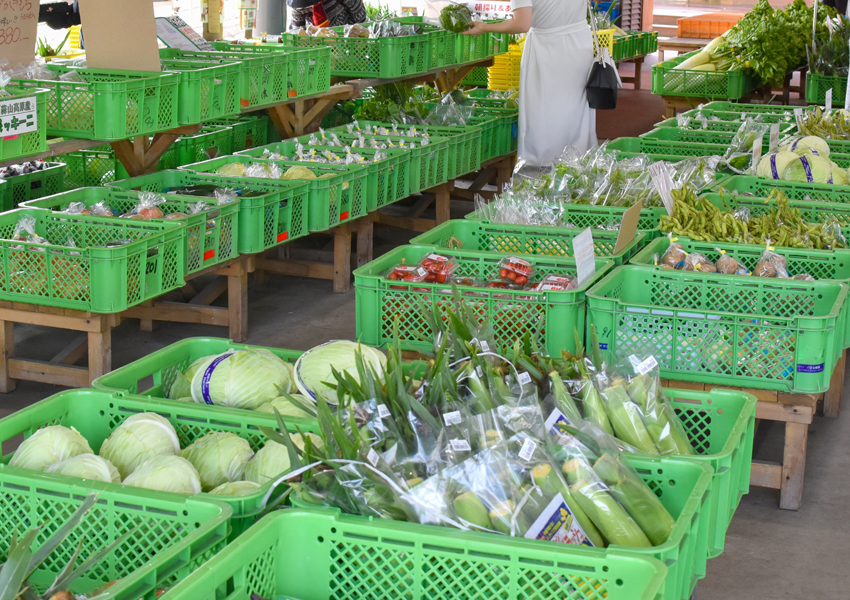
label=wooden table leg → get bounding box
[435,184,451,225]
[779,421,809,510]
[0,321,16,393]
[633,57,643,90]
[138,300,154,332]
[228,265,249,342]
[355,215,374,269]
[333,223,352,294]
[823,351,844,418]
[87,324,111,385]
[496,156,514,190]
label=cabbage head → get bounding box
[189,349,294,409]
[99,413,180,479]
[256,394,315,419]
[779,135,830,157]
[9,425,93,472]
[295,340,387,404]
[215,162,247,177]
[756,151,798,179]
[782,154,833,184]
[179,432,254,491]
[169,356,209,399]
[832,164,849,186]
[208,481,260,496]
[44,453,121,483]
[123,455,201,495]
[282,166,316,180]
[244,441,291,485]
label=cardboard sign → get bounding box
[769,123,780,152]
[0,94,37,138]
[826,88,833,111]
[614,199,642,254]
[572,227,596,287]
[0,0,39,68]
[78,0,161,71]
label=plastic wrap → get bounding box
[754,247,790,278]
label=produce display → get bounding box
[798,107,850,140]
[439,3,476,33]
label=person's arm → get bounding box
[463,7,532,36]
[289,7,309,30]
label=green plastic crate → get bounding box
[613,34,635,61]
[0,467,229,600]
[651,50,757,99]
[22,187,239,275]
[0,87,49,160]
[465,204,666,236]
[667,107,795,125]
[280,44,333,98]
[175,125,234,165]
[587,265,847,394]
[354,244,614,356]
[608,134,729,158]
[700,101,797,115]
[57,144,180,190]
[12,66,180,141]
[455,31,492,64]
[162,57,241,125]
[654,117,796,134]
[712,174,850,203]
[1,162,66,210]
[108,170,309,254]
[0,207,185,312]
[180,156,368,232]
[0,387,312,541]
[805,72,846,104]
[156,508,667,600]
[470,114,501,161]
[666,388,756,559]
[462,65,490,86]
[410,219,647,265]
[206,114,269,152]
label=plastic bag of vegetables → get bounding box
[438,2,475,33]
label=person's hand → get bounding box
[463,21,488,37]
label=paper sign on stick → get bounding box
[78,0,161,72]
[614,200,643,254]
[0,0,39,68]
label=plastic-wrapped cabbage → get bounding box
[169,356,210,399]
[44,453,121,483]
[179,432,254,491]
[256,394,315,418]
[123,455,202,495]
[99,413,180,479]
[756,151,799,180]
[778,135,830,157]
[282,165,316,180]
[318,173,336,179]
[9,425,93,472]
[832,164,849,186]
[215,162,247,177]
[208,481,261,496]
[782,154,833,184]
[294,340,387,404]
[189,348,294,409]
[244,440,291,484]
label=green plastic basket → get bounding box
[0,388,313,541]
[57,144,180,190]
[469,114,501,161]
[805,72,847,104]
[162,57,241,125]
[157,508,667,600]
[666,388,756,559]
[22,187,239,275]
[0,467,229,600]
[108,170,309,254]
[712,174,850,203]
[180,156,368,232]
[1,163,66,210]
[206,114,269,152]
[462,65,490,86]
[13,66,180,141]
[276,44,333,98]
[354,244,613,356]
[587,265,848,394]
[672,107,795,125]
[654,117,796,135]
[608,133,729,158]
[175,125,234,165]
[0,87,49,160]
[465,205,666,236]
[0,207,185,312]
[700,102,797,115]
[410,219,647,265]
[651,50,757,99]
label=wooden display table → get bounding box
[618,56,645,90]
[656,36,710,62]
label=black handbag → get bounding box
[586,2,620,110]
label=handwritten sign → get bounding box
[0,0,38,68]
[466,2,512,18]
[0,95,37,138]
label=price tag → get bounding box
[648,161,675,214]
[377,404,391,419]
[752,136,762,172]
[517,372,532,385]
[450,439,471,452]
[366,448,380,467]
[794,107,804,130]
[636,356,659,375]
[518,439,537,462]
[572,227,596,287]
[628,355,642,369]
[478,340,490,352]
[769,123,780,152]
[826,88,834,111]
[443,411,463,426]
[0,0,38,68]
[475,366,484,378]
[0,96,38,138]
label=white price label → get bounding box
[377,404,391,419]
[450,439,471,452]
[0,96,38,138]
[794,107,804,129]
[476,366,484,378]
[518,438,537,461]
[572,227,596,287]
[367,448,380,467]
[443,410,463,426]
[826,88,833,111]
[628,354,642,368]
[648,161,675,215]
[517,371,532,385]
[637,356,659,375]
[752,137,762,172]
[769,123,780,152]
[479,340,490,352]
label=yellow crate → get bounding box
[489,41,523,89]
[594,28,615,55]
[69,25,82,49]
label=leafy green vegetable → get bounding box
[439,3,474,33]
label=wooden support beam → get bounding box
[334,223,352,293]
[7,359,90,389]
[50,333,89,366]
[780,421,809,510]
[110,124,200,178]
[228,266,249,343]
[750,462,782,489]
[0,321,16,393]
[823,351,844,418]
[255,257,335,280]
[355,215,374,269]
[188,278,229,306]
[87,328,111,384]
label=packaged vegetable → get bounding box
[660,237,687,269]
[754,247,790,278]
[793,273,815,281]
[130,192,166,220]
[419,253,458,283]
[498,256,533,286]
[682,253,717,273]
[714,250,749,275]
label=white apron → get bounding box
[518,21,597,166]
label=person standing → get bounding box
[287,0,367,29]
[464,0,596,166]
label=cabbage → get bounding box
[179,432,254,491]
[99,413,180,479]
[44,453,121,483]
[208,481,261,496]
[756,151,798,179]
[9,426,93,472]
[295,341,387,404]
[244,441,291,484]
[282,166,316,180]
[778,135,830,157]
[215,162,246,177]
[189,349,294,409]
[832,164,849,186]
[256,394,315,418]
[123,455,201,495]
[782,154,833,184]
[318,173,336,179]
[169,357,209,399]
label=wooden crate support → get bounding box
[451,155,516,202]
[0,302,119,391]
[373,182,454,232]
[122,255,255,342]
[617,55,644,90]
